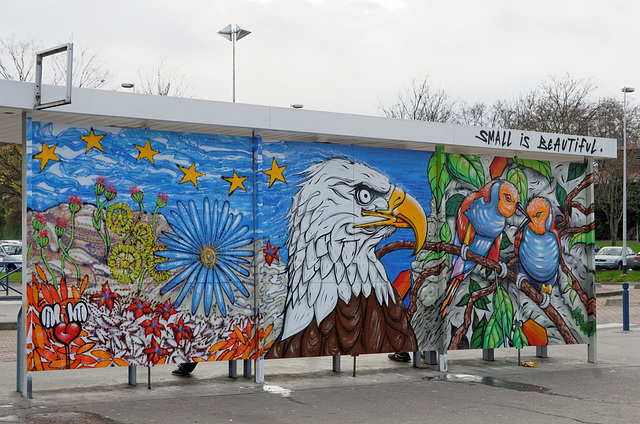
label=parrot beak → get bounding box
[515,202,530,234]
[357,187,427,255]
[516,213,532,235]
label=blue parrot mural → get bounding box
[440,180,526,318]
[514,197,561,309]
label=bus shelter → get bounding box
[0,77,616,397]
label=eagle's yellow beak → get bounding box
[357,187,427,255]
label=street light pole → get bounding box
[218,24,251,103]
[621,86,635,274]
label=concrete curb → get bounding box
[0,322,16,331]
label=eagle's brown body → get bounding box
[266,289,416,357]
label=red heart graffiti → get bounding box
[54,322,81,345]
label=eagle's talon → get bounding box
[460,244,469,261]
[498,262,508,279]
[516,274,525,290]
[539,292,551,309]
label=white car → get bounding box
[0,240,22,272]
[594,246,636,270]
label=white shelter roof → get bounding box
[0,79,617,160]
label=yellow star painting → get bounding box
[264,158,286,188]
[79,128,106,153]
[33,142,61,172]
[178,162,204,189]
[222,170,248,195]
[135,139,160,165]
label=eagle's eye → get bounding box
[355,187,373,205]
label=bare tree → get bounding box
[137,58,193,97]
[490,74,597,134]
[0,36,38,81]
[380,76,456,123]
[592,97,640,245]
[0,143,22,238]
[1,35,112,88]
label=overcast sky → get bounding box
[2,0,638,116]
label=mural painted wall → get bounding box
[25,121,596,371]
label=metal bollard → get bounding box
[623,282,629,331]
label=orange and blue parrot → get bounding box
[440,180,525,318]
[514,197,560,309]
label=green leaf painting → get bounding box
[483,315,504,348]
[445,193,465,216]
[470,316,488,349]
[423,250,446,265]
[494,285,514,336]
[556,184,567,207]
[512,326,529,349]
[483,286,514,348]
[446,154,485,189]
[499,231,512,249]
[440,222,452,243]
[569,230,595,250]
[567,161,588,182]
[515,158,552,181]
[506,167,528,203]
[427,148,450,211]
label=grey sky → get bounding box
[2,0,638,116]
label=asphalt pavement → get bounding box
[0,283,638,423]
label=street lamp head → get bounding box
[218,24,251,41]
[621,87,635,93]
[291,104,304,109]
[121,83,135,89]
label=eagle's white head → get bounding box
[281,158,426,339]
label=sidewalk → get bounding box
[0,286,639,423]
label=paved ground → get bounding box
[0,283,638,423]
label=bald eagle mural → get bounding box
[266,158,427,357]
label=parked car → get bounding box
[0,240,22,272]
[595,246,636,270]
[594,244,602,253]
[635,253,640,270]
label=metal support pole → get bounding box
[623,282,630,331]
[438,350,448,373]
[412,351,422,368]
[586,158,597,363]
[232,32,236,103]
[229,360,238,379]
[26,373,32,399]
[424,350,438,365]
[332,355,341,373]
[352,355,357,377]
[255,356,264,384]
[588,331,598,363]
[128,365,137,386]
[147,367,151,389]
[16,307,23,392]
[243,359,252,378]
[536,345,548,358]
[482,348,494,361]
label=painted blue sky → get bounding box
[28,121,255,223]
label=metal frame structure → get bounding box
[34,43,73,110]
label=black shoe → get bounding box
[172,364,193,376]
[388,352,411,362]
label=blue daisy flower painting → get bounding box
[156,198,253,317]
